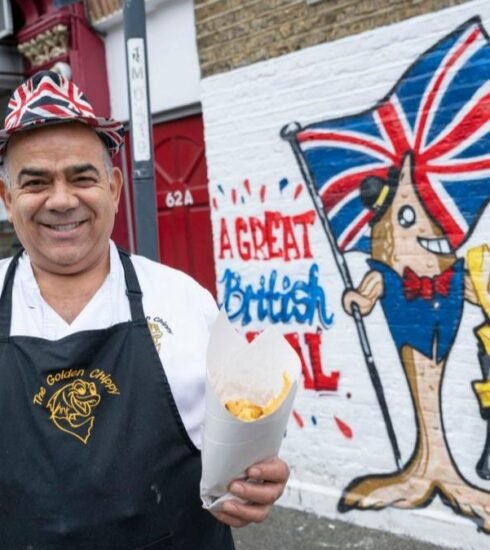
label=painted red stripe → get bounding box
[294,183,303,200]
[292,410,304,428]
[414,169,464,248]
[298,130,396,162]
[427,158,490,174]
[260,184,266,202]
[414,26,481,153]
[421,93,490,161]
[377,100,410,156]
[321,166,388,212]
[339,210,372,251]
[243,179,251,195]
[334,416,353,439]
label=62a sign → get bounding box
[165,190,194,208]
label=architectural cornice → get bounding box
[17,23,69,68]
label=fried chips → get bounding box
[225,372,292,422]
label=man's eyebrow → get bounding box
[17,164,101,182]
[17,168,51,181]
[65,164,101,177]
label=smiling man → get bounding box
[0,71,288,549]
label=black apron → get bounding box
[0,249,235,550]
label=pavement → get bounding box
[232,506,446,549]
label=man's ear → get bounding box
[0,181,12,223]
[110,167,123,214]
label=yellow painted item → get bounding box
[467,244,490,318]
[476,325,490,355]
[473,380,490,409]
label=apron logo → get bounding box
[32,368,121,444]
[47,379,101,444]
[147,316,172,353]
[148,321,163,352]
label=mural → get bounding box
[213,180,340,394]
[282,17,490,532]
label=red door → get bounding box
[153,115,216,297]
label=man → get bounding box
[0,71,289,549]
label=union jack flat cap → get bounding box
[0,70,124,162]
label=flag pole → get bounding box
[281,121,402,472]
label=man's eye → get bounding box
[21,180,47,189]
[398,205,416,228]
[74,176,96,184]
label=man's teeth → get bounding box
[418,237,451,255]
[47,222,82,231]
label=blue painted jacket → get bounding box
[367,258,465,362]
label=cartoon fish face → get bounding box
[372,154,456,277]
[46,379,101,444]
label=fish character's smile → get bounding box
[417,237,452,256]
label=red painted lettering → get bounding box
[250,217,266,260]
[235,217,251,260]
[282,216,301,261]
[219,218,233,259]
[304,331,339,391]
[265,211,283,259]
[293,210,315,259]
[284,332,315,390]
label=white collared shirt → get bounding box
[0,241,218,449]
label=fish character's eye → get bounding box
[398,205,416,228]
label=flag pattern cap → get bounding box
[0,70,124,162]
[293,17,490,253]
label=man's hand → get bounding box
[212,456,289,528]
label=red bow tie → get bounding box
[402,266,454,301]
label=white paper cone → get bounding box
[200,310,301,512]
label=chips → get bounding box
[225,372,292,422]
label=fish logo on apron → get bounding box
[46,379,101,444]
[32,368,121,444]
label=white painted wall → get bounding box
[96,0,201,121]
[201,0,490,547]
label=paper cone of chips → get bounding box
[199,310,301,512]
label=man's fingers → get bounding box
[212,511,248,528]
[212,457,289,527]
[230,479,284,505]
[222,500,271,524]
[246,457,290,484]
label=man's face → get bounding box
[0,122,122,275]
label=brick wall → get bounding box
[86,0,121,24]
[195,0,471,77]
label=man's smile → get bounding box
[40,220,88,232]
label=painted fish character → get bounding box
[339,153,490,531]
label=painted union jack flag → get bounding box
[0,71,124,160]
[292,17,490,253]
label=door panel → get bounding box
[153,115,216,297]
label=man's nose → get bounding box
[44,181,79,211]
